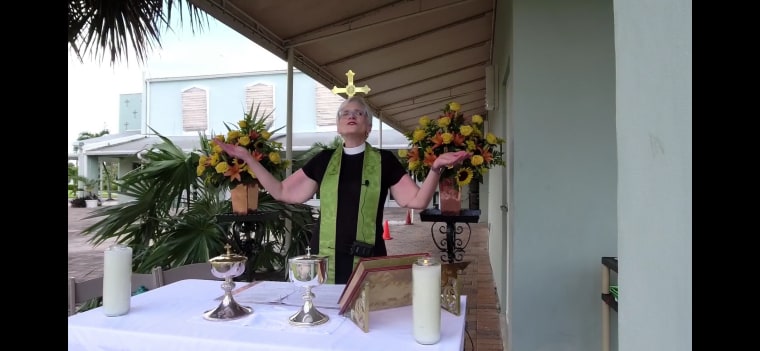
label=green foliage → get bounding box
[80,131,316,280]
[74,176,100,197]
[77,129,110,141]
[292,136,344,169]
[68,162,78,185]
[197,102,289,189]
[68,0,208,66]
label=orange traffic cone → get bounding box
[382,220,393,240]
[405,209,413,225]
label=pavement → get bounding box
[68,203,441,281]
[68,202,119,281]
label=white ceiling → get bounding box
[189,0,496,134]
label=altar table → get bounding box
[68,279,467,351]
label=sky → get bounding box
[67,16,287,154]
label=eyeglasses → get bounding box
[339,109,367,118]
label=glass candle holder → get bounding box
[102,244,132,317]
[412,257,441,344]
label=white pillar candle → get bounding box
[412,257,441,344]
[102,244,133,316]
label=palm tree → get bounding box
[81,132,316,281]
[68,0,207,66]
[77,129,110,140]
[68,162,79,196]
[101,162,118,200]
[292,136,344,170]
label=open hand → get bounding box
[434,151,471,170]
[212,139,251,162]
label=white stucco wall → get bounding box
[613,1,692,350]
[508,0,618,350]
[144,70,396,139]
[145,71,319,136]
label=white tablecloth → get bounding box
[68,279,467,351]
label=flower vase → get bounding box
[230,182,260,215]
[439,177,461,215]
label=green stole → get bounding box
[319,142,382,284]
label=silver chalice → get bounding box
[203,244,252,321]
[288,247,329,326]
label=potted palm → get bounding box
[80,133,316,282]
[83,178,100,208]
[70,176,101,208]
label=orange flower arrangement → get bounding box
[399,102,505,187]
[196,103,289,189]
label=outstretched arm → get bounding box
[390,151,470,209]
[213,140,318,204]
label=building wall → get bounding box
[143,70,392,138]
[489,0,513,324]
[614,1,692,350]
[507,0,618,350]
[118,93,142,132]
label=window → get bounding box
[245,83,275,126]
[181,87,208,132]
[315,83,345,126]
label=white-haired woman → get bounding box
[215,96,469,284]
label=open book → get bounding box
[337,252,430,315]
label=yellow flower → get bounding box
[215,162,229,174]
[437,117,451,128]
[486,133,498,145]
[413,129,427,143]
[441,132,453,144]
[398,149,408,158]
[198,101,289,189]
[456,168,474,187]
[268,152,281,164]
[401,101,506,185]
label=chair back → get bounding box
[68,276,103,316]
[154,262,219,286]
[68,272,160,316]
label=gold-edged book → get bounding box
[337,252,430,315]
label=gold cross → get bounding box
[331,70,371,97]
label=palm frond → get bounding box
[80,129,317,278]
[68,0,208,65]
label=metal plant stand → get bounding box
[216,211,280,281]
[419,209,481,263]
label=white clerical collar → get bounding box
[343,143,366,155]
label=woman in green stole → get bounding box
[214,96,469,284]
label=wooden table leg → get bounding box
[601,264,610,351]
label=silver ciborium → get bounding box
[288,247,329,326]
[203,244,252,321]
